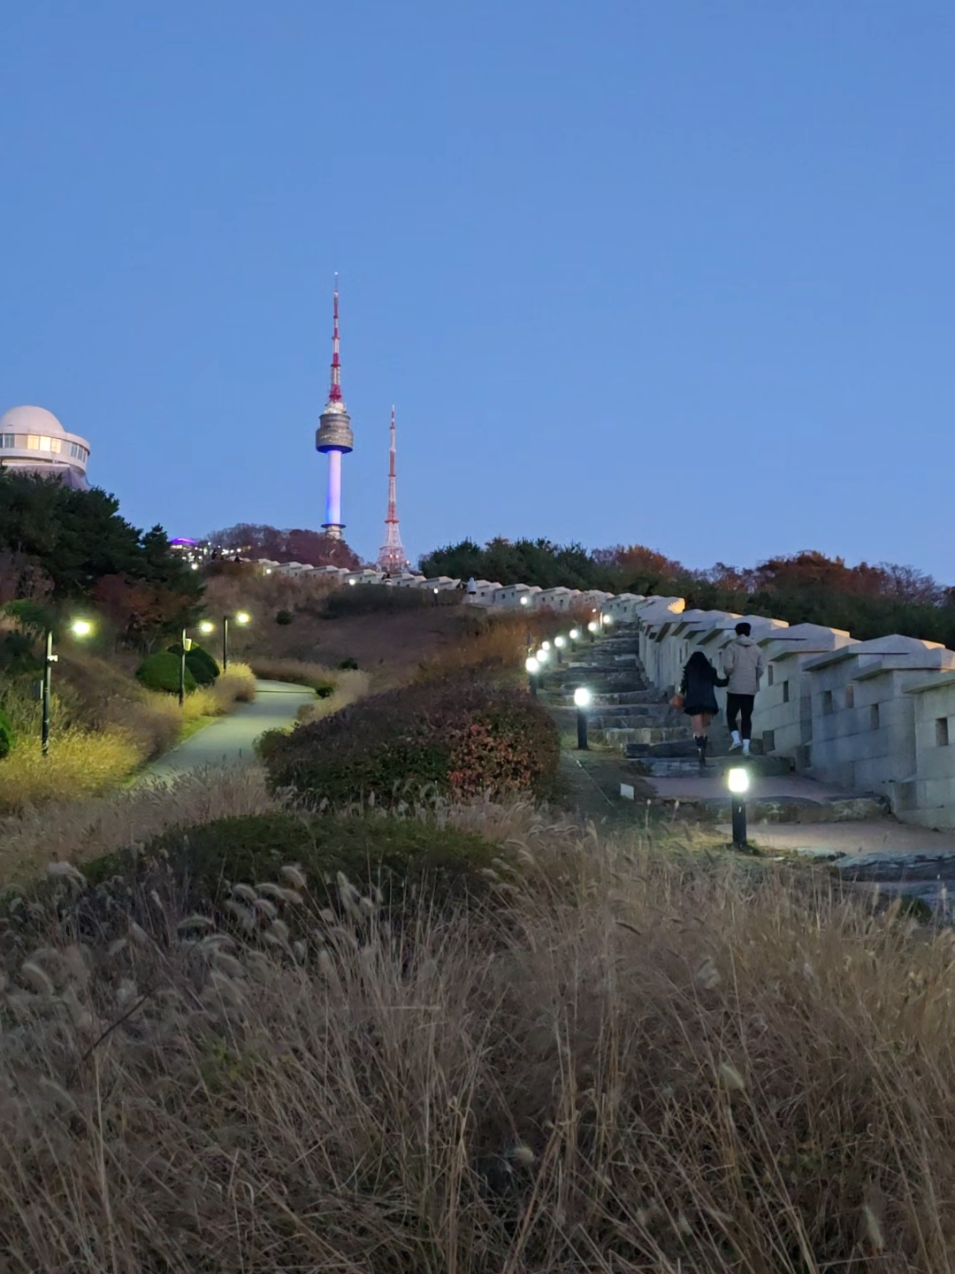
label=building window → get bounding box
[822,690,834,716]
[937,718,950,748]
[782,681,790,704]
[870,704,880,730]
[767,665,774,686]
[0,435,12,448]
[845,684,855,709]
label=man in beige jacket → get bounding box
[722,622,764,756]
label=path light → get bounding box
[574,685,592,750]
[198,620,215,636]
[554,634,566,664]
[569,627,580,649]
[602,613,614,627]
[536,647,549,663]
[222,611,251,670]
[587,620,598,643]
[727,767,750,849]
[525,656,540,697]
[43,619,95,754]
[520,595,529,606]
[541,640,551,652]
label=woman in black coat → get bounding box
[679,651,728,767]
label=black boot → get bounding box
[697,735,708,768]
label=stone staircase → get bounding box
[539,625,790,777]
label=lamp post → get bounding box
[525,656,540,697]
[222,611,251,670]
[554,635,566,665]
[727,767,750,849]
[574,685,592,750]
[42,619,94,755]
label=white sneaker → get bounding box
[742,740,751,756]
[729,732,742,751]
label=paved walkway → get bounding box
[140,679,314,782]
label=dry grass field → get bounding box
[0,777,952,1271]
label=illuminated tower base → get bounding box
[323,449,344,538]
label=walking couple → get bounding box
[676,622,764,767]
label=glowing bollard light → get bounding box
[569,627,580,651]
[525,656,540,697]
[727,766,751,849]
[602,613,614,628]
[587,620,598,644]
[574,685,592,750]
[541,640,551,652]
[554,634,567,664]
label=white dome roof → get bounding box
[0,405,67,435]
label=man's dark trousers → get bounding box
[726,693,755,740]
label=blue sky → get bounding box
[1,1,953,577]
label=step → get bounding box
[628,754,791,778]
[590,726,691,748]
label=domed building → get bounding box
[0,406,91,490]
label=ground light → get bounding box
[574,685,592,750]
[727,766,750,848]
[42,619,95,755]
[525,656,540,697]
[222,611,251,671]
[554,634,566,664]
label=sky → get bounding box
[1,1,953,577]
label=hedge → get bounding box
[60,812,505,941]
[136,651,197,695]
[259,675,560,808]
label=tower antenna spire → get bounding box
[376,404,408,574]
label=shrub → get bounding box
[79,812,502,929]
[0,708,14,759]
[261,675,560,807]
[275,609,293,625]
[167,642,220,687]
[137,651,197,695]
[0,726,140,812]
[338,657,358,670]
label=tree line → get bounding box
[420,537,955,646]
[0,470,202,646]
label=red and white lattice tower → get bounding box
[376,405,408,574]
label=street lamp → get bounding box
[198,620,215,636]
[42,619,95,755]
[574,685,592,750]
[554,634,566,664]
[222,611,251,670]
[727,767,750,849]
[525,655,540,697]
